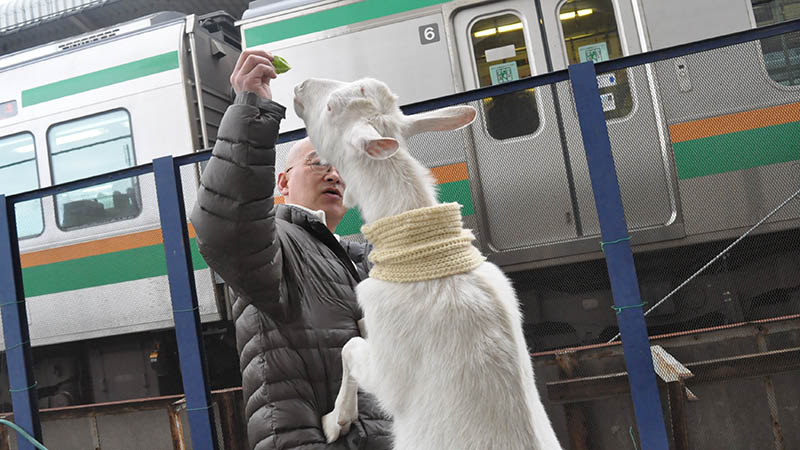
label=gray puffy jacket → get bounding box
[190,92,392,450]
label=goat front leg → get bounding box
[323,337,371,443]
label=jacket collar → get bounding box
[275,204,362,282]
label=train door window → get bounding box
[752,0,800,85]
[0,133,43,238]
[47,110,141,230]
[559,0,633,119]
[470,13,540,140]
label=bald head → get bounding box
[277,137,347,232]
[285,137,314,172]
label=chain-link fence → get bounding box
[2,22,800,450]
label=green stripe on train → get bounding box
[335,179,474,236]
[673,121,800,180]
[21,237,207,298]
[23,180,471,294]
[21,51,180,107]
[245,0,452,47]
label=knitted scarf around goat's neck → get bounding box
[360,202,485,282]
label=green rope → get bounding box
[629,426,638,450]
[600,235,631,251]
[187,403,214,412]
[0,419,48,450]
[0,300,24,307]
[0,419,47,450]
[9,381,37,393]
[611,302,648,315]
[5,340,29,351]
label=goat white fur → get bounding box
[293,77,563,450]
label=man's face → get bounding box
[278,141,347,229]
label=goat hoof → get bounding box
[322,411,343,443]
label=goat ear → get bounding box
[351,122,400,160]
[405,105,477,137]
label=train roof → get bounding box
[240,0,330,22]
[0,10,236,73]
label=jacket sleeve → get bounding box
[190,91,286,313]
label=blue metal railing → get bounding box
[2,18,800,449]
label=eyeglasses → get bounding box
[285,151,333,175]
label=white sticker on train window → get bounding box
[600,92,616,111]
[596,73,617,88]
[578,42,609,63]
[485,44,516,63]
[489,61,519,85]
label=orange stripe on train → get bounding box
[669,101,800,143]
[20,224,197,268]
[21,163,468,267]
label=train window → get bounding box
[559,0,633,119]
[752,0,800,85]
[47,110,141,230]
[470,13,540,140]
[0,133,44,238]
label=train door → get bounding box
[453,1,581,265]
[540,0,684,243]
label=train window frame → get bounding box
[751,0,800,87]
[467,11,544,141]
[556,0,637,122]
[46,108,143,231]
[0,131,45,239]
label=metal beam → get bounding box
[547,347,800,404]
[153,156,219,450]
[568,61,669,450]
[0,195,42,450]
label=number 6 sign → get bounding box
[418,23,440,45]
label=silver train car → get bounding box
[241,0,800,347]
[0,11,243,407]
[0,0,799,411]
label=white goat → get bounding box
[293,77,563,450]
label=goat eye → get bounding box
[327,105,332,112]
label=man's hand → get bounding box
[230,50,278,100]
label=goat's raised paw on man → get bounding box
[322,407,356,443]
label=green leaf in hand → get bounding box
[273,55,291,74]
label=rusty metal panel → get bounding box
[540,318,800,449]
[41,416,98,450]
[96,409,174,449]
[687,378,776,449]
[773,371,800,449]
[215,388,248,450]
[667,381,690,450]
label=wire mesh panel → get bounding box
[526,32,800,450]
[177,160,240,393]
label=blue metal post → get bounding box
[568,62,669,450]
[0,195,42,450]
[153,157,219,450]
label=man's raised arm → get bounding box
[190,50,286,314]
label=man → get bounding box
[190,50,392,450]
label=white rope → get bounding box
[607,186,800,343]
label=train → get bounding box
[1,0,799,414]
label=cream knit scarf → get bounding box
[360,202,485,282]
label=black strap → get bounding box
[309,221,362,283]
